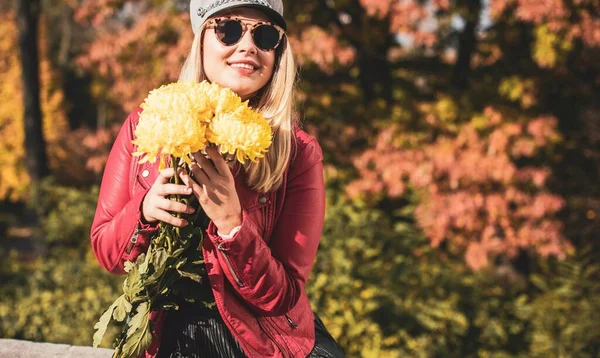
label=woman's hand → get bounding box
[141,168,195,227]
[179,146,242,234]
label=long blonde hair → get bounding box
[179,22,298,193]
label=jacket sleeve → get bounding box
[90,109,157,274]
[206,138,325,316]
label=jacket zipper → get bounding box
[284,314,298,329]
[217,242,245,287]
[125,226,140,254]
[257,317,289,358]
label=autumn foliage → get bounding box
[76,10,193,112]
[348,107,569,270]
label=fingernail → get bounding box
[184,187,192,193]
[182,220,189,226]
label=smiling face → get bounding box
[202,8,277,101]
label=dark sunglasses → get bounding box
[205,17,285,52]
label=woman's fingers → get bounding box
[145,194,194,217]
[156,183,192,196]
[152,209,188,227]
[192,151,218,179]
[205,146,230,177]
[179,169,197,187]
[157,167,176,182]
[180,168,210,203]
[156,197,194,214]
[190,164,210,185]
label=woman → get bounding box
[90,0,344,357]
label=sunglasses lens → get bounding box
[215,20,243,45]
[253,24,281,50]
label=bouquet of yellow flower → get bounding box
[92,81,272,358]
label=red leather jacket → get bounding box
[90,108,325,358]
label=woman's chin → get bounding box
[223,84,258,101]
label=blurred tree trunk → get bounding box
[319,0,393,105]
[47,1,98,129]
[452,0,482,90]
[17,0,49,182]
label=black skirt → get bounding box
[156,298,247,358]
[156,298,345,358]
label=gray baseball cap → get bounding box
[190,0,286,35]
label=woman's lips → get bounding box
[228,61,258,75]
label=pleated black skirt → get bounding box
[156,298,345,358]
[156,298,247,358]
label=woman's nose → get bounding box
[236,30,257,54]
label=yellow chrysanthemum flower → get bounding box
[208,106,272,163]
[132,80,271,167]
[209,83,246,115]
[132,82,210,166]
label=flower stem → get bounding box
[171,155,181,186]
[170,155,183,240]
[167,227,173,252]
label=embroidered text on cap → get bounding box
[197,0,274,18]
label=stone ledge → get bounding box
[0,339,113,357]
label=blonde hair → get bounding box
[179,22,297,193]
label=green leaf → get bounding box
[112,295,132,322]
[153,248,168,268]
[121,321,152,358]
[123,266,143,301]
[145,248,169,286]
[150,270,180,295]
[177,269,203,283]
[123,261,135,273]
[118,301,152,358]
[171,247,185,258]
[175,257,188,269]
[93,301,117,348]
[126,302,150,338]
[160,302,179,311]
[137,253,149,275]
